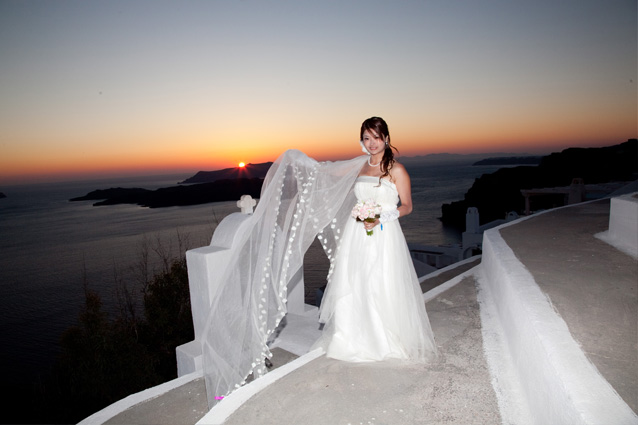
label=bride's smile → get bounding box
[362,129,385,156]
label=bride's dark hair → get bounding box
[360,116,398,181]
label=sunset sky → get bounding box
[1,0,636,184]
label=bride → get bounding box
[200,117,436,407]
[314,116,438,362]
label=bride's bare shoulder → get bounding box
[392,161,407,172]
[389,161,409,182]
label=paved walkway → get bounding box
[103,377,208,425]
[101,263,490,425]
[499,199,638,412]
[103,348,300,425]
[420,257,480,293]
[223,276,501,425]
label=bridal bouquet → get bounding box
[351,199,382,236]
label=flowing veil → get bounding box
[200,150,367,407]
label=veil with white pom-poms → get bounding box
[200,149,367,408]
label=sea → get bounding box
[0,159,504,398]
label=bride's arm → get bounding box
[392,163,413,218]
[363,163,412,232]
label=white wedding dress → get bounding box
[200,151,436,407]
[316,175,438,362]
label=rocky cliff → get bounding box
[441,139,637,228]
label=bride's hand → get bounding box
[364,219,380,231]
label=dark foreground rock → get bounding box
[70,178,263,208]
[441,139,637,228]
[0,192,6,199]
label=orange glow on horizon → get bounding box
[1,131,634,185]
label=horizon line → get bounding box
[2,139,635,187]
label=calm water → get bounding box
[0,160,502,392]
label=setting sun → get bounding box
[238,162,246,168]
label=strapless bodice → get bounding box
[354,176,399,211]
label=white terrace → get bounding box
[79,190,637,425]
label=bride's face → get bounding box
[362,129,385,155]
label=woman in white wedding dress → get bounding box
[200,117,436,406]
[316,117,438,363]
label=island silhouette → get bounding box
[70,162,273,208]
[70,178,263,208]
[69,140,636,215]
